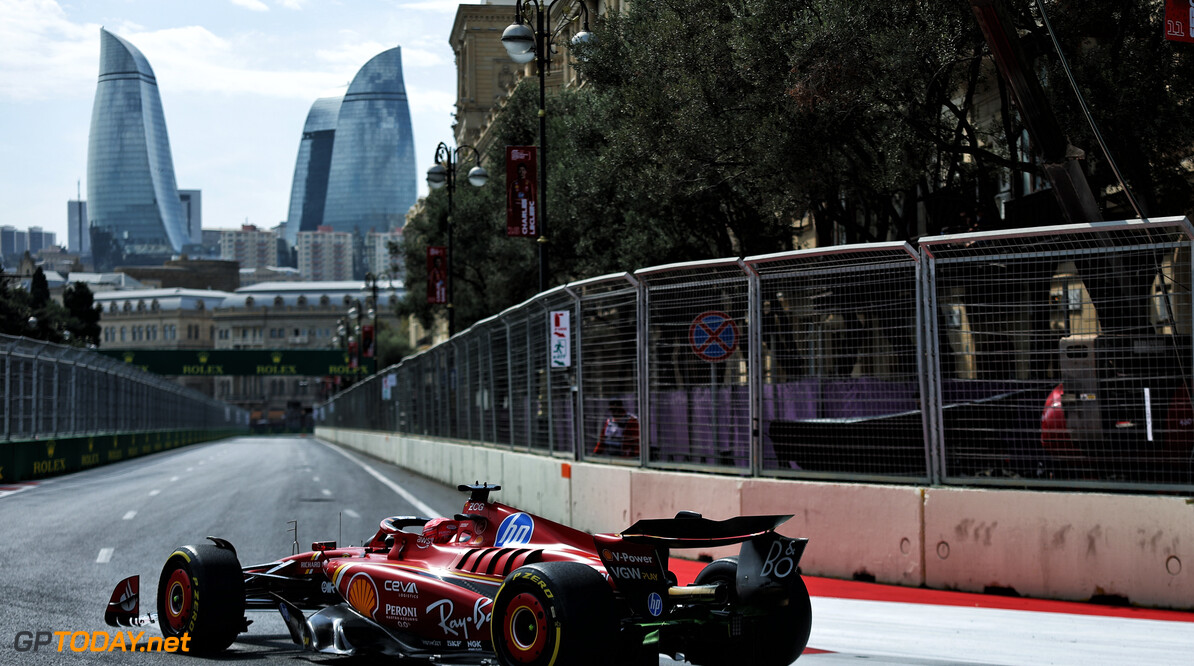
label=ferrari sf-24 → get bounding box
[105,482,812,665]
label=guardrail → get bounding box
[318,218,1194,492]
[1,334,249,481]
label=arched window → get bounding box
[319,295,330,306]
[274,296,285,307]
[150,299,160,312]
[245,296,255,307]
[297,295,308,307]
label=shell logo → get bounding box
[346,574,378,618]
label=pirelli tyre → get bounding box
[491,562,617,666]
[156,543,245,654]
[690,556,812,666]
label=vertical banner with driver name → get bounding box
[506,145,538,237]
[427,246,447,304]
[1166,0,1194,43]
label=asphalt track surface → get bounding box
[0,435,1190,665]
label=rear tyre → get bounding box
[156,543,245,654]
[690,557,812,665]
[491,562,616,666]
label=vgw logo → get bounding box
[494,513,534,547]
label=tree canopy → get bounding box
[398,0,1194,333]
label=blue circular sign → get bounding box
[647,592,663,617]
[689,311,739,362]
[495,512,535,547]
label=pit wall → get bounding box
[316,427,1193,611]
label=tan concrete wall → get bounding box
[316,427,1192,609]
[923,487,1192,609]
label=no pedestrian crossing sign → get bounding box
[689,311,739,362]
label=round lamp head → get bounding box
[502,23,536,63]
[467,165,489,188]
[426,164,447,189]
[572,30,594,49]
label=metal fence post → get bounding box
[565,286,583,461]
[743,259,763,477]
[918,248,945,485]
[635,273,649,467]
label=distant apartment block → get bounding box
[1,226,56,264]
[220,225,277,270]
[365,229,404,278]
[297,226,354,281]
[27,226,55,255]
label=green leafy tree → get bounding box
[63,281,102,346]
[403,0,1194,334]
[29,267,50,309]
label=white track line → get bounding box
[344,509,361,519]
[122,511,136,520]
[315,439,438,517]
[148,489,161,497]
[96,548,114,563]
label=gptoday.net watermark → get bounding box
[13,630,190,654]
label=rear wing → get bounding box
[615,514,791,549]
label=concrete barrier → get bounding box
[315,427,1193,610]
[0,428,245,483]
[924,487,1193,609]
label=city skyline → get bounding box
[0,0,477,245]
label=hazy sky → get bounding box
[0,0,492,243]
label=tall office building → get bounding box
[178,190,202,248]
[320,46,417,238]
[27,227,56,254]
[68,200,90,255]
[0,226,25,263]
[87,28,189,270]
[284,96,342,248]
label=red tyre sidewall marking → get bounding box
[165,568,193,631]
[504,592,548,662]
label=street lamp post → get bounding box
[501,0,592,295]
[364,272,392,359]
[427,142,489,337]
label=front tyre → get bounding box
[156,543,245,654]
[491,562,616,666]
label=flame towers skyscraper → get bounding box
[87,28,189,270]
[284,46,417,276]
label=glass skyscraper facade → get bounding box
[284,96,343,248]
[87,28,189,270]
[319,46,418,237]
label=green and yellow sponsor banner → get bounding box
[99,349,375,377]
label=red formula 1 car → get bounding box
[105,483,812,665]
